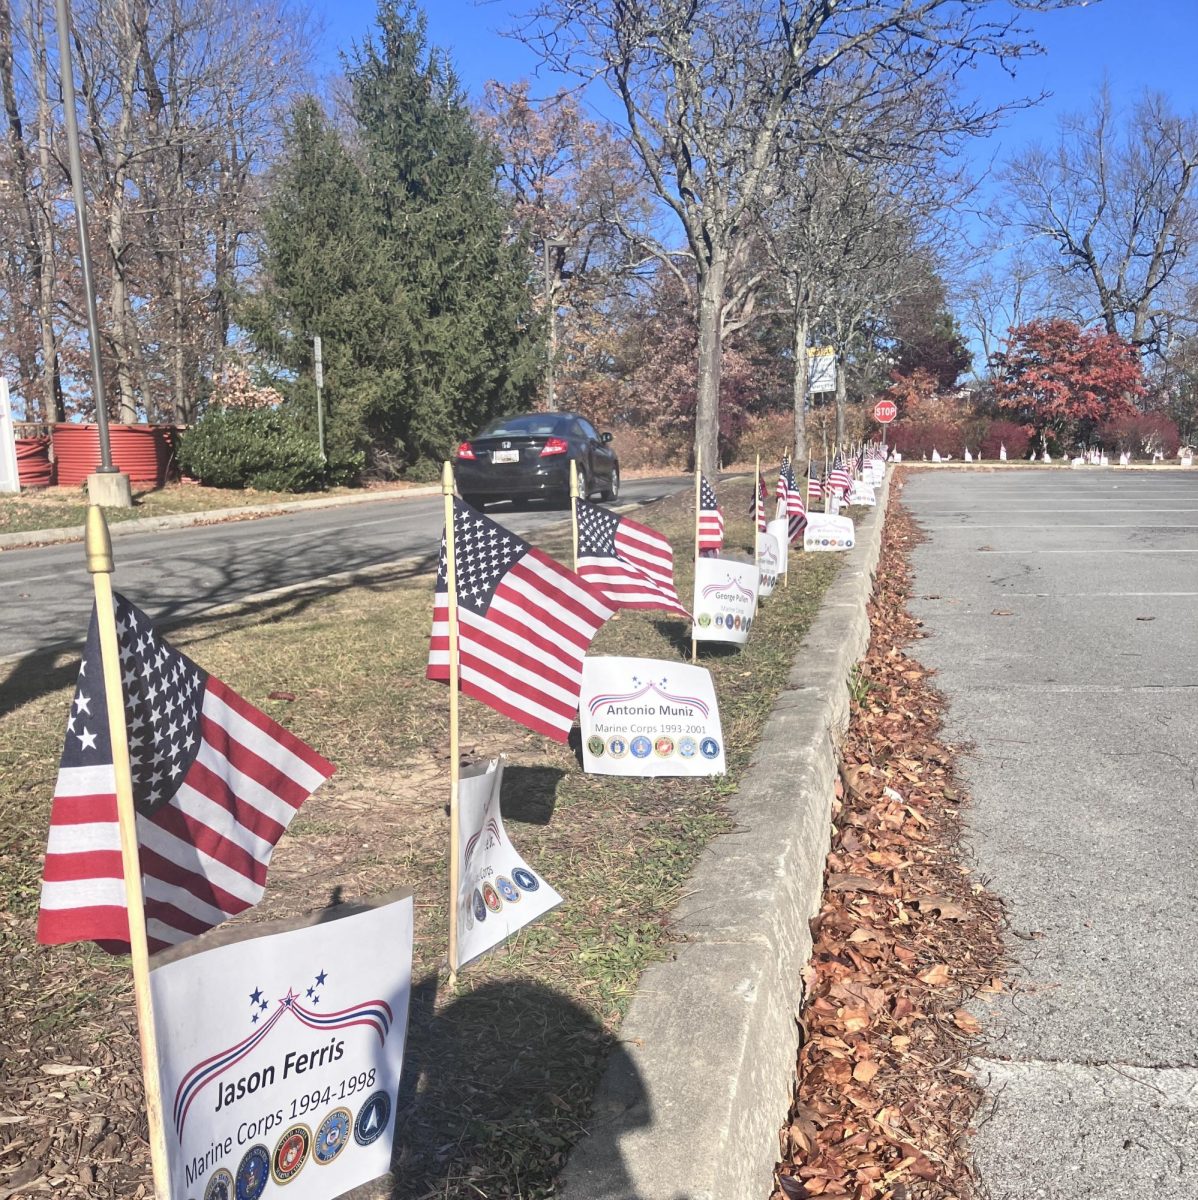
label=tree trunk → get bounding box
[792,307,810,462]
[694,255,726,473]
[834,354,847,448]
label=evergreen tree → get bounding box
[245,3,540,475]
[239,97,390,469]
[346,0,541,468]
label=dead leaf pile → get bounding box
[772,486,1006,1200]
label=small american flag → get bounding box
[576,499,689,619]
[829,454,853,499]
[747,474,768,533]
[778,458,807,544]
[427,499,613,743]
[698,474,724,554]
[807,469,823,503]
[37,595,334,954]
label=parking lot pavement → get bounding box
[903,469,1198,1200]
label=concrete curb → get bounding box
[0,486,442,550]
[561,474,893,1200]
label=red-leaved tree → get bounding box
[989,319,1144,450]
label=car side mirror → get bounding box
[600,431,613,444]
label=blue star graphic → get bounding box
[252,1013,259,1024]
[312,994,320,1004]
[250,987,262,1005]
[314,969,327,986]
[306,987,314,998]
[259,999,268,1012]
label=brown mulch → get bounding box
[771,479,1006,1200]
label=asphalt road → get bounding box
[0,475,688,662]
[904,469,1198,1200]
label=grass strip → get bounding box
[0,479,842,1200]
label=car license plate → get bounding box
[491,449,519,464]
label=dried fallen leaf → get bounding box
[952,1010,982,1035]
[267,690,297,702]
[913,895,967,920]
[991,609,1013,617]
[852,1060,880,1084]
[918,963,951,986]
[1135,615,1155,622]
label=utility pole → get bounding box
[55,0,131,507]
[542,236,567,412]
[313,336,326,462]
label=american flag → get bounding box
[37,595,334,954]
[777,458,807,544]
[807,468,823,503]
[698,474,724,554]
[427,499,613,743]
[575,499,689,619]
[747,473,768,533]
[853,447,865,476]
[828,453,853,499]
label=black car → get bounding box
[454,412,620,509]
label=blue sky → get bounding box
[313,0,1197,160]
[311,0,1198,353]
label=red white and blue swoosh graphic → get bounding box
[587,680,710,718]
[171,982,393,1136]
[701,576,755,602]
[464,818,503,866]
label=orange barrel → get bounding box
[15,436,54,487]
[52,423,173,487]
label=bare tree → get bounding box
[1002,86,1198,356]
[519,0,1070,470]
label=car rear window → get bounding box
[477,415,573,437]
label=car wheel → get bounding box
[600,464,620,502]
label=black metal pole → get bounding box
[55,0,114,471]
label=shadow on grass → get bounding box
[0,552,439,722]
[500,764,564,826]
[377,975,652,1200]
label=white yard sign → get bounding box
[766,517,790,578]
[580,656,726,777]
[848,480,876,507]
[150,893,414,1200]
[757,529,781,596]
[804,513,857,553]
[457,758,562,970]
[692,557,759,646]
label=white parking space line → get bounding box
[922,524,1198,530]
[1005,592,1198,597]
[980,549,1198,554]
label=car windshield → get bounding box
[477,415,574,438]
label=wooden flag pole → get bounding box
[754,453,761,565]
[569,459,580,571]
[84,507,170,1200]
[692,451,701,664]
[442,462,462,987]
[822,431,830,514]
[783,446,790,588]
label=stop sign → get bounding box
[873,399,897,424]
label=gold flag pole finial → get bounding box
[442,462,462,989]
[85,504,113,575]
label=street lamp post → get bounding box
[542,236,568,412]
[55,0,131,507]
